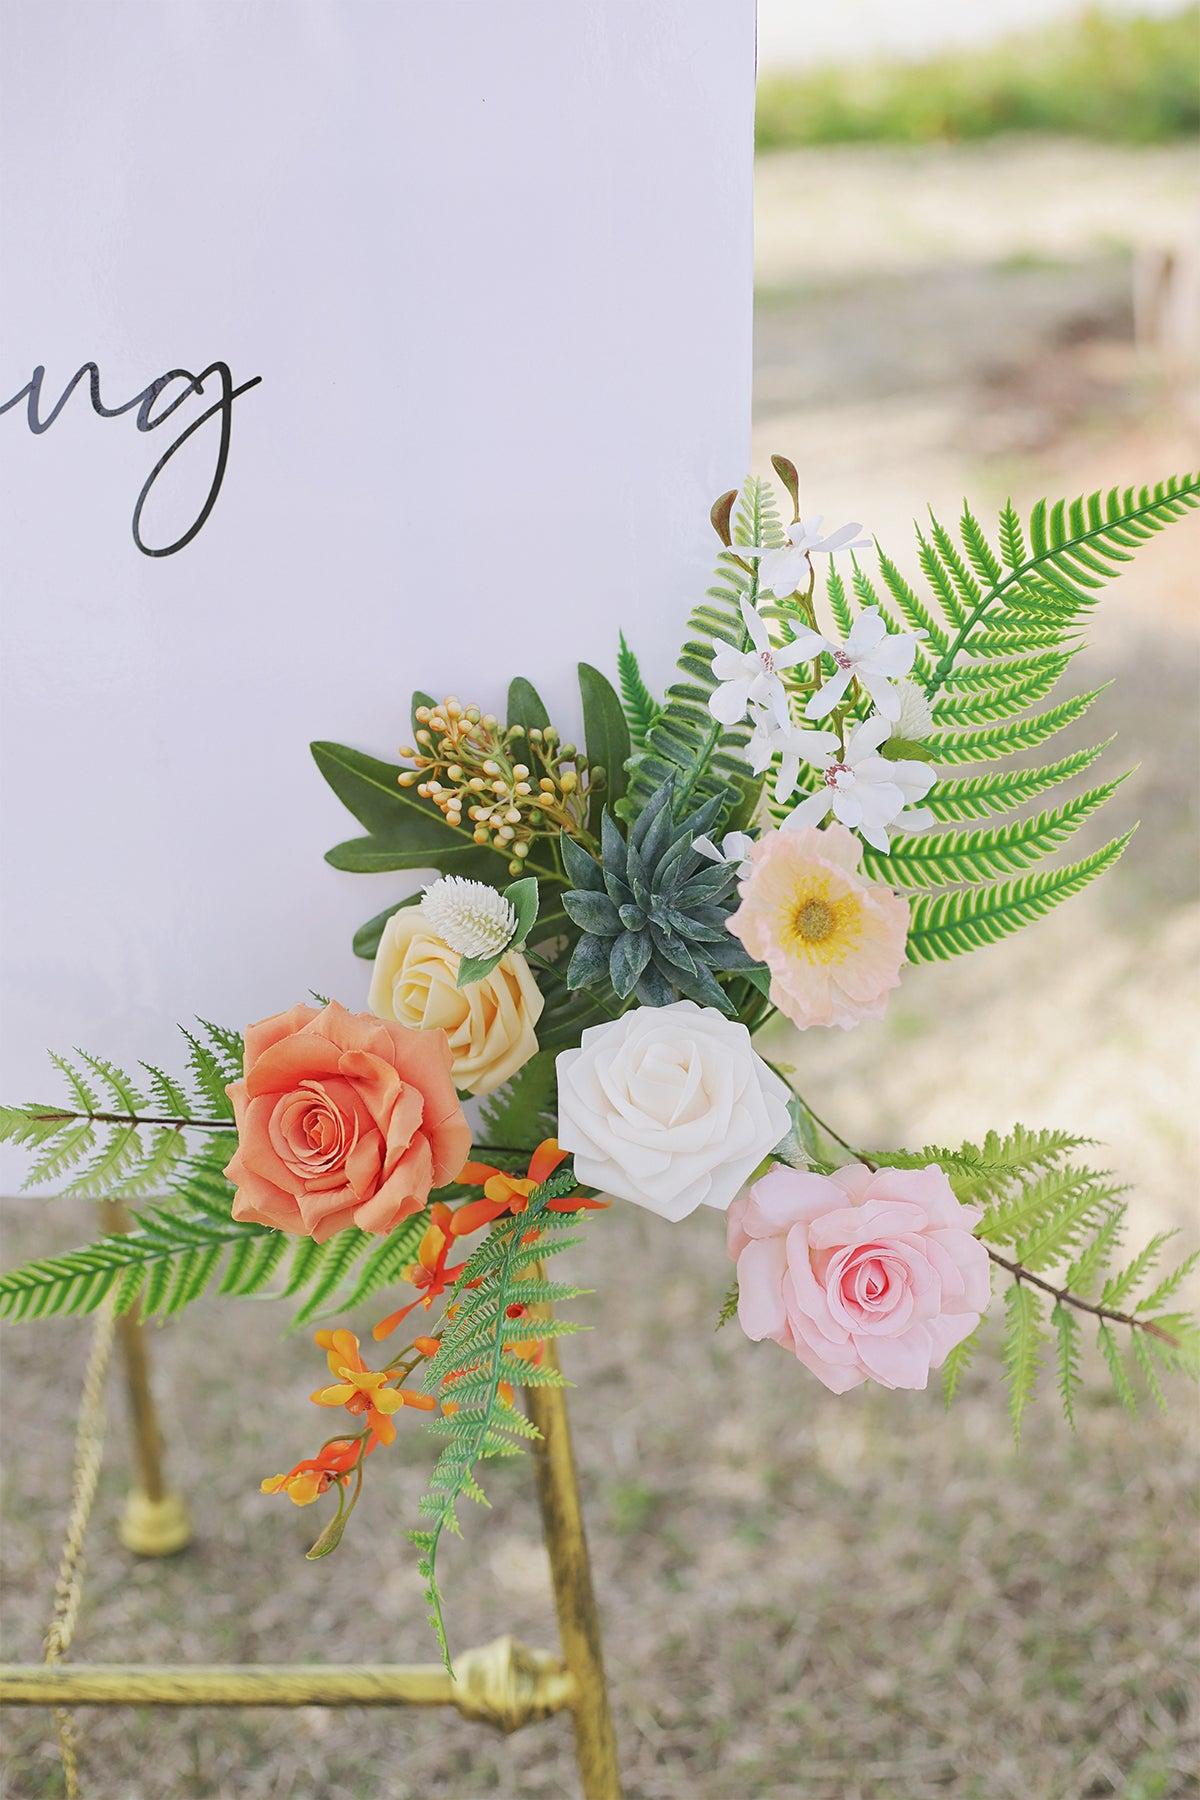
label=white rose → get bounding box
[555,1002,792,1222]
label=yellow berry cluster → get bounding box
[398,698,604,874]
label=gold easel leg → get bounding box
[107,1205,191,1558]
[524,1325,622,1800]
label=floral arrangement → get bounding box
[3,459,1198,1666]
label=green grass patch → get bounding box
[757,6,1199,150]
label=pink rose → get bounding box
[727,1161,991,1392]
[225,1001,472,1242]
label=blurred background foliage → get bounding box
[757,5,1199,148]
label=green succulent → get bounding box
[560,777,758,1011]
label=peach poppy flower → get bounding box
[726,823,909,1030]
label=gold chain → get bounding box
[42,1300,116,1799]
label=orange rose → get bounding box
[224,1001,471,1242]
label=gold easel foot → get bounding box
[118,1490,191,1558]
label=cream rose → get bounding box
[368,908,543,1096]
[555,1001,792,1222]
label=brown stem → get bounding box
[26,1107,231,1132]
[983,1248,1178,1345]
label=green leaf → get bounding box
[906,830,1134,963]
[924,741,1112,824]
[312,741,428,837]
[865,775,1128,888]
[578,662,631,827]
[1097,1322,1137,1412]
[352,895,421,960]
[922,686,1108,765]
[1052,1303,1081,1429]
[616,633,660,749]
[1003,1283,1045,1444]
[475,1053,558,1155]
[412,1172,586,1670]
[506,677,551,733]
[627,475,781,818]
[942,1323,982,1405]
[506,876,540,946]
[313,741,509,882]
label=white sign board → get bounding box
[0,0,754,1113]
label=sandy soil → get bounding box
[2,140,1198,1799]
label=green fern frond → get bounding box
[924,742,1112,824]
[942,1324,982,1405]
[411,1169,585,1670]
[931,653,1073,725]
[1097,1322,1137,1412]
[1003,1282,1045,1444]
[1136,1251,1200,1315]
[825,564,854,637]
[1052,1303,1081,1429]
[625,476,781,817]
[979,1162,1119,1248]
[1131,1331,1168,1412]
[865,775,1127,888]
[180,1028,237,1120]
[1099,1233,1173,1310]
[2,1025,243,1201]
[0,1138,438,1326]
[906,830,1134,963]
[923,476,1200,693]
[616,632,660,750]
[921,685,1108,765]
[1065,1211,1125,1297]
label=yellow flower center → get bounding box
[779,877,863,965]
[793,898,835,942]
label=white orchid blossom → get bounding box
[740,515,871,598]
[747,711,840,806]
[805,607,922,724]
[782,715,936,853]
[692,829,757,880]
[891,675,935,740]
[708,596,824,728]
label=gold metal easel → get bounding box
[0,1236,622,1799]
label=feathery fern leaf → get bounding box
[942,1323,982,1405]
[865,775,1128,889]
[905,830,1134,963]
[1097,1322,1137,1413]
[625,477,781,818]
[922,477,1199,691]
[1,1025,243,1201]
[921,685,1108,766]
[1052,1303,1081,1429]
[1003,1282,1045,1443]
[616,632,660,750]
[411,1169,584,1669]
[923,742,1112,824]
[0,1140,438,1326]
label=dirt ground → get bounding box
[2,140,1198,1799]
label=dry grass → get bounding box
[3,140,1199,1798]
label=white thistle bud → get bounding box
[420,876,516,960]
[891,677,934,741]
